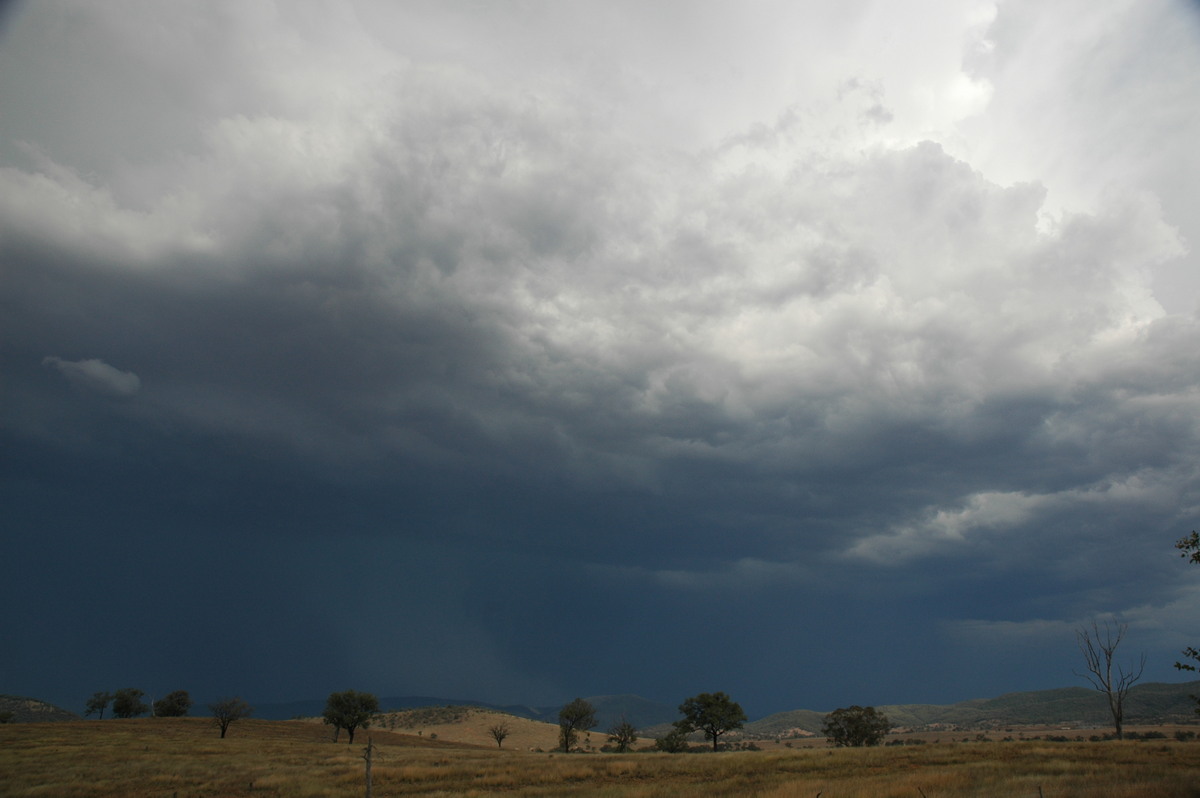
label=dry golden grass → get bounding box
[5,718,1200,797]
[373,706,572,751]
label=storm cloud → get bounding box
[3,0,1199,716]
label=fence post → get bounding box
[363,737,374,798]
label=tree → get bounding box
[153,690,192,717]
[607,716,638,753]
[111,688,148,719]
[1179,531,1200,565]
[677,692,747,752]
[209,696,252,738]
[85,691,113,719]
[1076,620,1145,740]
[557,697,597,752]
[1175,532,1200,714]
[822,705,891,747]
[654,724,691,753]
[323,690,379,744]
[488,721,511,748]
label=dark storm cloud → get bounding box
[3,0,1200,714]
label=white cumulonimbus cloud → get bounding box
[1,0,1197,589]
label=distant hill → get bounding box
[255,693,679,731]
[0,695,79,723]
[746,681,1200,737]
[255,681,1200,735]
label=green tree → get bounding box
[322,690,378,744]
[85,691,113,719]
[822,705,891,747]
[1176,531,1200,713]
[677,691,747,752]
[654,724,691,753]
[209,696,252,738]
[153,690,192,717]
[557,697,597,752]
[1076,620,1145,740]
[607,716,638,753]
[111,688,148,719]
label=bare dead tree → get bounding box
[1075,620,1146,739]
[209,697,252,739]
[488,721,511,749]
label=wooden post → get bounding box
[362,736,374,798]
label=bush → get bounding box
[655,727,691,753]
[153,690,192,717]
[112,688,148,719]
[822,706,891,747]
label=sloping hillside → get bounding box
[257,693,678,730]
[378,706,571,751]
[747,681,1200,736]
[0,695,79,723]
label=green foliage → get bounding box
[822,705,891,747]
[558,697,597,752]
[153,690,192,717]
[654,724,691,753]
[677,692,747,752]
[322,690,378,744]
[1175,531,1200,715]
[111,688,148,719]
[1177,531,1200,565]
[209,696,252,738]
[607,717,638,752]
[85,691,113,719]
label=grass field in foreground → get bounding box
[4,718,1200,797]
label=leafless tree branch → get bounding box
[1075,620,1145,739]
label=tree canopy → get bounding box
[654,725,691,753]
[153,690,193,717]
[111,688,148,719]
[1175,531,1200,714]
[822,705,891,747]
[557,697,597,752]
[677,691,747,752]
[209,696,252,738]
[84,691,112,719]
[322,690,378,744]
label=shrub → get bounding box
[822,706,891,747]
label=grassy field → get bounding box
[5,718,1200,797]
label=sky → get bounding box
[3,0,1200,721]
